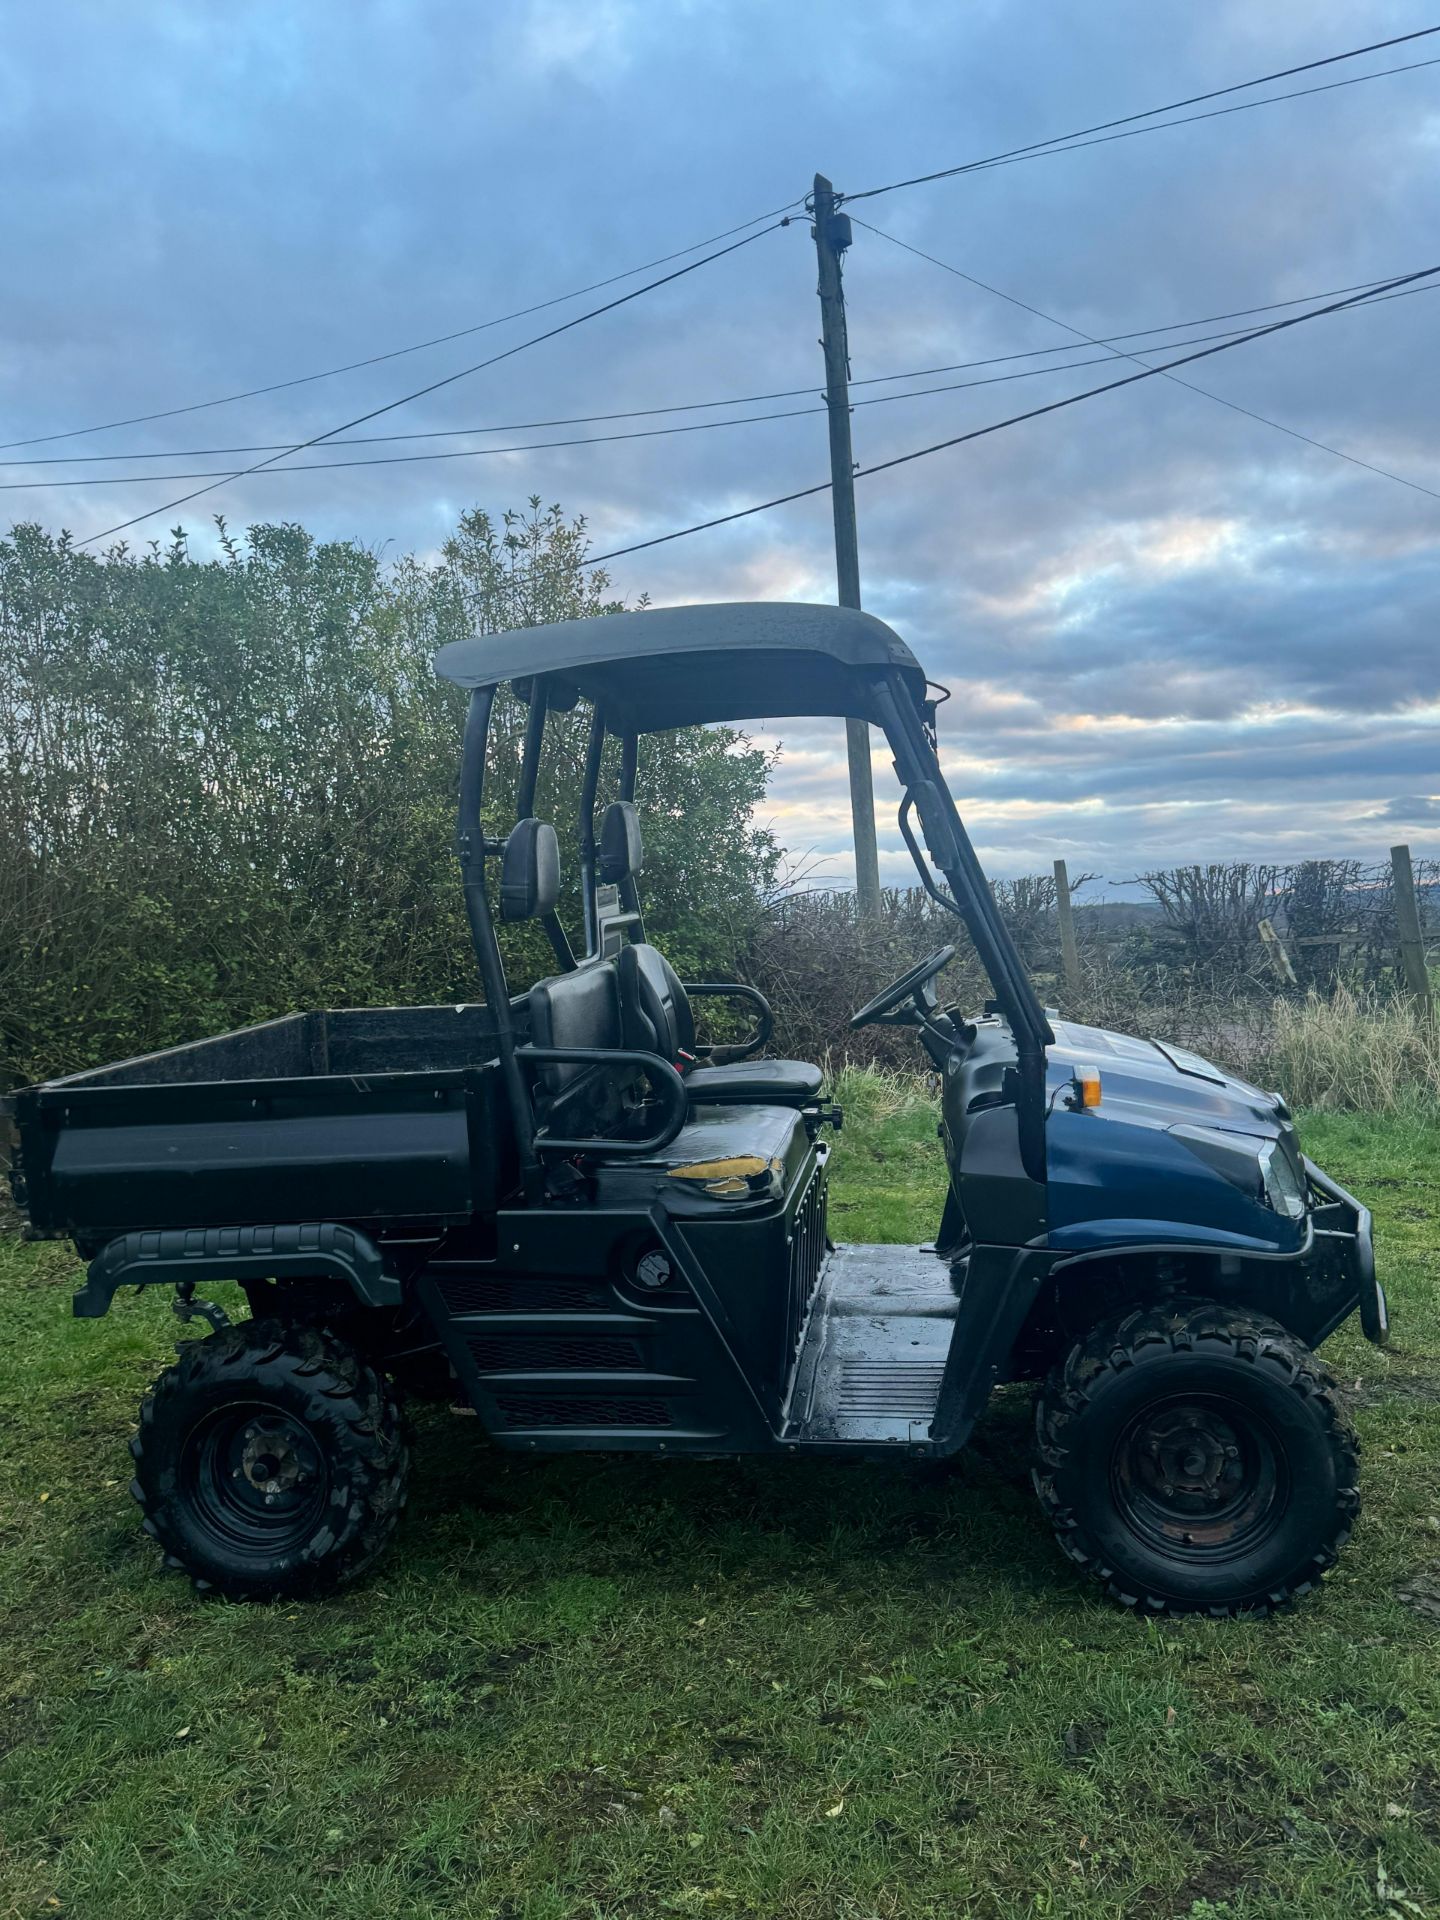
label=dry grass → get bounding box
[1271,985,1440,1113]
[821,984,1440,1118]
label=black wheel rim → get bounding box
[1111,1392,1287,1564]
[182,1400,330,1562]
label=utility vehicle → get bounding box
[8,602,1385,1613]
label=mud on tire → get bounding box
[1033,1300,1359,1617]
[129,1318,409,1600]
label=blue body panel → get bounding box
[1036,1021,1305,1259]
[1039,1019,1303,1256]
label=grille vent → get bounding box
[495,1395,673,1430]
[435,1273,605,1315]
[785,1166,827,1359]
[467,1335,644,1374]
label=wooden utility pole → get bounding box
[1053,859,1081,999]
[811,173,881,916]
[1391,842,1434,1015]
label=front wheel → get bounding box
[130,1319,409,1599]
[1033,1301,1359,1616]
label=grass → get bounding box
[1269,990,1440,1114]
[1,1096,1438,1919]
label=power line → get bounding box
[578,261,1440,568]
[12,272,1435,471]
[0,350,1224,493]
[76,221,787,549]
[906,56,1440,185]
[850,261,1437,482]
[843,277,1439,390]
[0,353,1259,491]
[0,353,1177,494]
[16,294,1433,494]
[21,274,1430,498]
[1,199,804,456]
[851,216,1440,504]
[1,403,829,490]
[843,26,1440,201]
[23,295,1428,494]
[852,273,1437,368]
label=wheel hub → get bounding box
[1134,1406,1244,1509]
[1113,1393,1283,1559]
[184,1401,329,1557]
[240,1423,308,1496]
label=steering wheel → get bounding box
[849,944,958,1029]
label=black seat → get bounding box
[502,816,815,1172]
[528,959,624,1089]
[497,817,627,1135]
[684,1059,825,1103]
[600,805,823,1112]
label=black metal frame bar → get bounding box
[578,705,607,957]
[517,681,547,819]
[870,670,1052,1182]
[684,983,773,1062]
[615,731,646,932]
[457,687,542,1202]
[459,659,1053,1191]
[514,678,576,971]
[517,1045,688,1157]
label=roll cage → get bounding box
[435,601,1055,1186]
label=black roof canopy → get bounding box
[432,601,926,732]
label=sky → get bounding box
[3,0,1438,892]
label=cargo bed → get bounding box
[10,1005,516,1244]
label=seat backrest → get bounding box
[498,811,598,1079]
[598,799,644,885]
[529,960,624,1063]
[527,958,630,1134]
[617,940,695,1063]
[500,817,560,923]
[597,800,700,1066]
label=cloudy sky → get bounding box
[4,0,1438,888]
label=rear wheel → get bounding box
[130,1319,409,1599]
[1033,1301,1358,1616]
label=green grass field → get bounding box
[1,1093,1437,1919]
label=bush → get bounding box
[0,504,778,1087]
[745,887,986,1068]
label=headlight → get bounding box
[1171,1124,1307,1221]
[1258,1138,1307,1220]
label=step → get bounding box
[785,1242,959,1446]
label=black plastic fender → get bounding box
[930,1244,1056,1450]
[75,1222,399,1318]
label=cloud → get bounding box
[1378,794,1440,822]
[1,0,1437,879]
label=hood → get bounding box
[1044,1018,1286,1138]
[1039,1019,1308,1255]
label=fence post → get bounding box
[1391,843,1434,1016]
[1054,859,1081,1000]
[1258,917,1297,987]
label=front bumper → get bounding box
[1304,1157,1387,1346]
